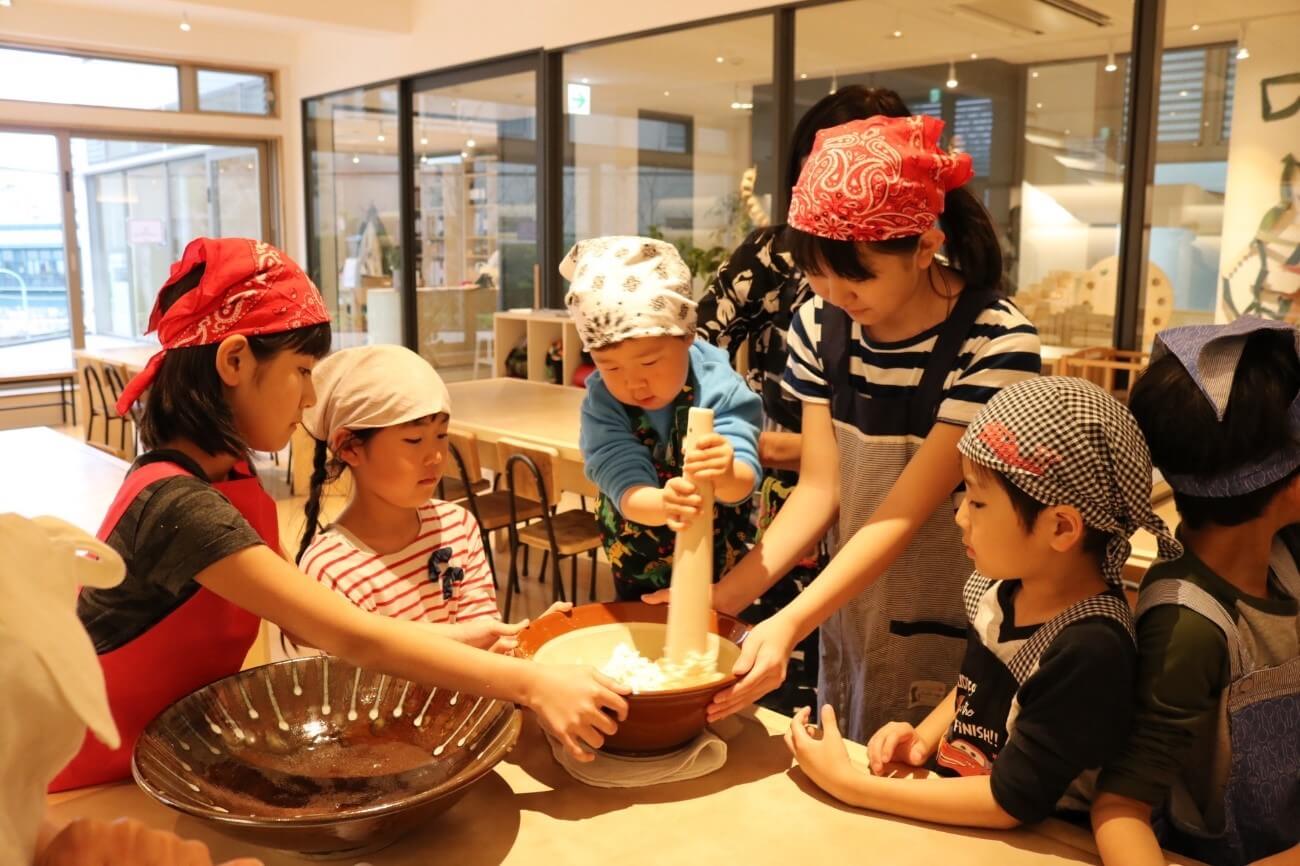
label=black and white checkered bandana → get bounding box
[1152,316,1300,497]
[958,376,1182,586]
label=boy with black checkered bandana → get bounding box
[786,376,1179,829]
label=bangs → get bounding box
[254,321,332,359]
[787,229,875,281]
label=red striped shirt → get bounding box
[301,501,497,624]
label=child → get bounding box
[566,237,762,600]
[1092,318,1300,866]
[296,344,565,640]
[296,345,502,631]
[706,114,1042,742]
[786,376,1180,829]
[53,237,627,790]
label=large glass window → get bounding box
[305,84,404,350]
[0,132,69,355]
[795,0,1136,352]
[563,16,776,296]
[71,139,265,340]
[0,45,179,111]
[411,69,537,379]
[1143,4,1300,339]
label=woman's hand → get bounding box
[706,613,797,722]
[522,664,630,762]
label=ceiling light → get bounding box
[179,12,192,31]
[1190,23,1200,31]
[460,151,469,159]
[0,1,14,7]
[580,77,589,84]
[1105,50,1118,73]
[1036,102,1044,109]
[663,90,670,96]
[800,73,808,80]
[1179,89,1189,97]
[1031,70,1040,79]
[351,155,360,164]
[465,138,476,148]
[946,60,959,89]
[970,52,979,60]
[892,28,903,38]
[1236,22,1250,60]
[377,133,385,142]
[715,56,725,64]
[420,137,428,145]
[731,101,754,110]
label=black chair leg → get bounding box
[538,551,549,584]
[551,549,566,605]
[503,535,521,622]
[588,549,599,601]
[570,556,579,607]
[482,534,498,589]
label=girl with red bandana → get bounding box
[51,238,627,791]
[704,115,1042,743]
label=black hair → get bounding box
[785,86,912,193]
[296,429,379,564]
[138,263,332,458]
[970,461,1111,562]
[788,186,1004,297]
[1129,329,1300,529]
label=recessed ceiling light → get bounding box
[664,90,670,96]
[1036,102,1044,109]
[377,134,385,142]
[460,151,469,159]
[580,77,589,84]
[1179,89,1188,96]
[892,29,903,38]
[800,73,808,80]
[351,155,360,164]
[1031,70,1040,78]
[715,56,725,64]
[420,137,428,145]
[1191,23,1200,31]
[465,138,476,148]
[970,52,979,60]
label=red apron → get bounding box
[49,458,279,791]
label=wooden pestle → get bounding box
[664,407,716,665]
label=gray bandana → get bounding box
[959,376,1181,586]
[1152,316,1300,498]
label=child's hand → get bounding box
[866,721,930,774]
[684,433,736,482]
[37,818,263,866]
[662,476,703,532]
[445,618,526,652]
[539,601,574,618]
[785,705,854,795]
[524,664,630,762]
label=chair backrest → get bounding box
[496,437,560,508]
[80,363,107,417]
[1061,347,1149,402]
[446,430,483,483]
[100,364,132,419]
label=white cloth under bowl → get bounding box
[549,718,742,788]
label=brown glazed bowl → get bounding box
[516,602,750,755]
[132,657,520,859]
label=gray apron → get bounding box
[1137,532,1300,865]
[818,290,997,743]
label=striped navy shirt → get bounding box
[782,294,1042,435]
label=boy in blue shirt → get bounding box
[566,236,761,600]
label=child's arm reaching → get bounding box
[786,704,1019,829]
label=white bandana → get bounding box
[302,345,451,451]
[561,236,697,351]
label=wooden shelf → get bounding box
[494,310,583,386]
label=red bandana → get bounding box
[115,237,330,414]
[787,115,974,242]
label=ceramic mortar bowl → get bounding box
[132,657,520,859]
[516,602,750,755]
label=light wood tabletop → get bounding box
[46,707,1204,866]
[0,427,127,534]
[447,378,596,496]
[73,344,158,377]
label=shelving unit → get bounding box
[493,309,584,386]
[414,156,500,289]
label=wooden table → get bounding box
[0,427,127,534]
[447,378,596,497]
[45,707,1201,866]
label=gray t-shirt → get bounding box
[78,451,264,654]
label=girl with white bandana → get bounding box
[786,376,1178,831]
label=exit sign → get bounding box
[567,82,591,116]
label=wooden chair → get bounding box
[497,437,601,621]
[446,431,543,589]
[81,363,113,451]
[438,429,492,502]
[101,364,140,459]
[1059,347,1150,403]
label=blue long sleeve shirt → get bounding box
[580,340,762,515]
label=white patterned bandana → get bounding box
[959,376,1182,586]
[561,236,697,352]
[1152,316,1300,497]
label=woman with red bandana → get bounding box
[51,238,627,791]
[703,116,1042,743]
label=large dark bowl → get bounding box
[516,602,750,755]
[132,657,520,859]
